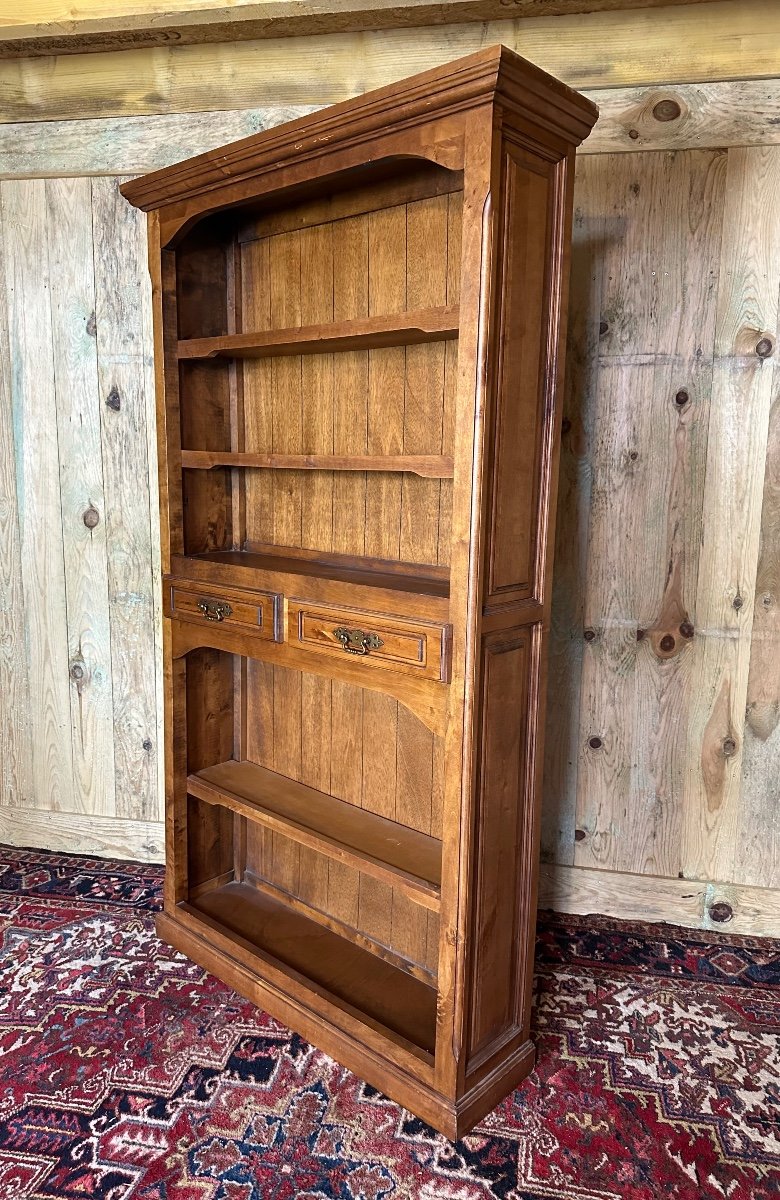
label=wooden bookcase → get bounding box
[122,46,597,1138]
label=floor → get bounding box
[0,845,777,1199]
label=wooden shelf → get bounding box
[187,881,437,1054]
[180,452,454,478]
[177,305,459,360]
[188,758,442,911]
[173,547,450,598]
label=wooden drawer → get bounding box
[286,600,451,682]
[165,579,280,641]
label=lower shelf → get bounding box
[188,758,442,910]
[187,880,438,1055]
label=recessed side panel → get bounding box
[485,147,554,606]
[465,629,534,1073]
[184,647,236,893]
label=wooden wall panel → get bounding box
[543,139,780,932]
[47,176,116,816]
[0,174,162,855]
[2,179,74,814]
[681,146,780,884]
[92,177,161,821]
[2,2,777,122]
[0,189,32,811]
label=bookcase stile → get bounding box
[124,46,596,1138]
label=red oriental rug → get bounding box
[0,845,777,1199]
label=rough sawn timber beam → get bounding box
[0,2,778,122]
[0,0,715,58]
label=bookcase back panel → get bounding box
[243,660,442,975]
[238,190,461,569]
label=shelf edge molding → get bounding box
[177,304,460,360]
[180,452,455,478]
[188,758,443,911]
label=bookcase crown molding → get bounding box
[121,44,597,216]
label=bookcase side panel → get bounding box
[463,140,575,1086]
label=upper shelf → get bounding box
[180,452,454,478]
[177,305,460,360]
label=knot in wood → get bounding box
[652,98,682,122]
[142,738,153,752]
[106,385,121,412]
[574,828,586,842]
[588,735,603,750]
[755,336,774,359]
[659,634,675,652]
[674,388,689,408]
[583,627,597,642]
[679,621,694,639]
[722,736,737,758]
[732,594,743,610]
[83,506,100,529]
[69,662,85,682]
[708,901,733,923]
[599,320,609,336]
[628,129,640,141]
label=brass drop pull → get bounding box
[197,598,232,622]
[333,627,384,656]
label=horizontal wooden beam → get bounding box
[1,2,777,123]
[0,1,713,59]
[0,807,165,862]
[539,862,780,938]
[2,77,778,179]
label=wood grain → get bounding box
[0,807,164,862]
[572,150,726,878]
[539,862,780,938]
[682,146,780,883]
[9,79,780,181]
[0,0,713,57]
[2,3,777,122]
[738,379,780,890]
[1,179,73,813]
[47,177,116,816]
[540,154,602,865]
[92,176,160,821]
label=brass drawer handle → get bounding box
[333,627,384,656]
[197,598,233,622]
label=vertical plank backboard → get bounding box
[541,153,604,864]
[738,380,780,889]
[2,179,74,813]
[47,177,116,817]
[0,192,33,809]
[92,177,160,822]
[682,146,780,882]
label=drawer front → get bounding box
[166,580,279,641]
[287,600,450,681]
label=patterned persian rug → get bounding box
[0,846,777,1199]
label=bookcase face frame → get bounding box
[123,46,597,1138]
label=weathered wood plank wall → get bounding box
[0,12,778,931]
[541,140,780,934]
[0,175,163,860]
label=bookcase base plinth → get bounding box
[155,908,535,1140]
